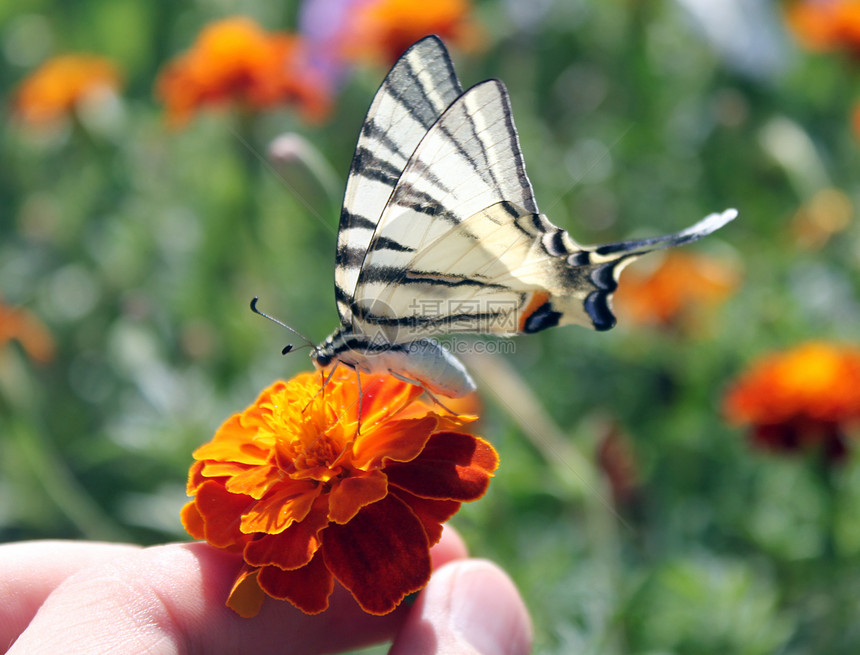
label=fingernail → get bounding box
[447,560,532,655]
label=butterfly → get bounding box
[307,36,736,398]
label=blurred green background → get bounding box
[2,1,860,653]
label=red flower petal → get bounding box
[258,548,334,615]
[390,488,460,546]
[328,470,389,524]
[385,431,498,501]
[244,499,330,570]
[323,494,431,615]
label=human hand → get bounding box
[1,526,531,654]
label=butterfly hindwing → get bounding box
[335,36,463,325]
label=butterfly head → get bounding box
[310,346,332,369]
[310,327,344,370]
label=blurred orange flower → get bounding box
[13,54,120,127]
[344,0,481,63]
[157,17,331,126]
[182,370,497,616]
[0,301,55,364]
[785,0,860,55]
[614,252,741,330]
[723,342,860,460]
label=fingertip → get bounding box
[391,559,532,655]
[430,525,469,570]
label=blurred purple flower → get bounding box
[299,0,370,83]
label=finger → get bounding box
[0,540,140,648]
[430,524,469,568]
[8,527,469,655]
[389,559,532,655]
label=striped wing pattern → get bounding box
[335,36,462,325]
[349,80,542,339]
[347,73,735,341]
[313,36,736,396]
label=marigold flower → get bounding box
[784,0,860,55]
[0,300,55,363]
[613,252,741,330]
[13,54,120,127]
[343,0,482,63]
[723,342,860,460]
[157,17,331,126]
[182,370,496,617]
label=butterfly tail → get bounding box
[547,208,738,332]
[591,208,738,259]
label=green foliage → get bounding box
[3,1,860,653]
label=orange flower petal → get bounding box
[323,494,431,615]
[224,464,280,499]
[194,481,253,550]
[358,374,426,425]
[180,500,206,540]
[226,567,266,618]
[386,431,498,501]
[194,415,270,465]
[199,461,252,480]
[239,482,320,535]
[244,499,330,570]
[352,415,437,468]
[258,549,334,615]
[186,460,207,495]
[328,470,389,524]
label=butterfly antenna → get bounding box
[250,297,318,355]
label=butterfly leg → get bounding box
[387,370,463,416]
[304,364,342,413]
[355,368,363,435]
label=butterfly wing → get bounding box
[335,36,463,325]
[349,80,736,342]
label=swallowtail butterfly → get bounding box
[309,36,736,398]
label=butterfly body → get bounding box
[312,329,476,397]
[311,36,736,397]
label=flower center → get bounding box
[291,432,341,473]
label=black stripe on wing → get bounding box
[335,37,463,325]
